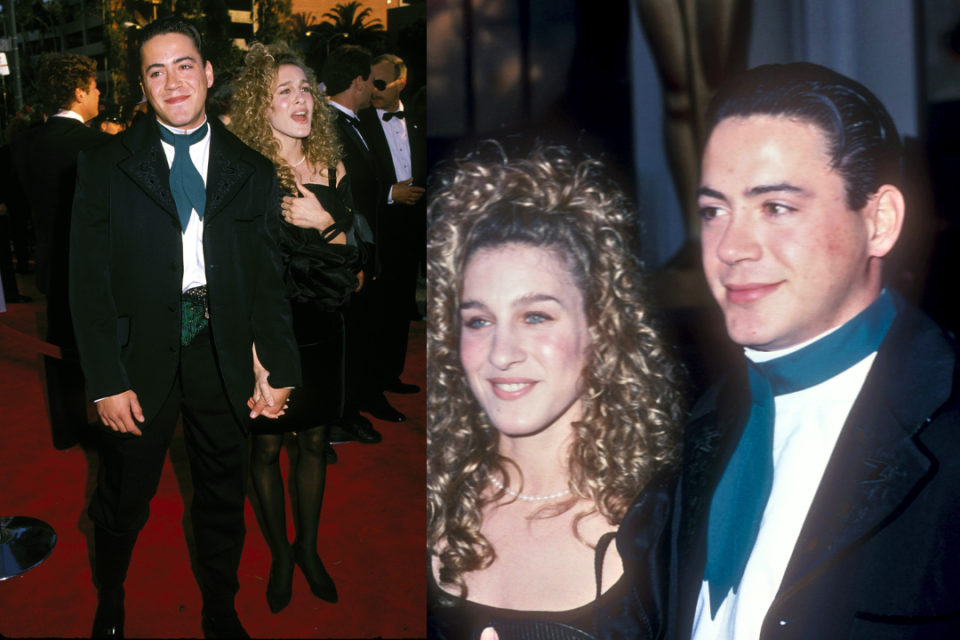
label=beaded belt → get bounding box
[181,285,209,346]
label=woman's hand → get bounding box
[249,343,288,418]
[356,270,364,292]
[281,177,345,244]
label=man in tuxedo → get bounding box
[322,45,388,443]
[624,63,960,639]
[11,54,112,449]
[70,17,299,638]
[358,54,425,401]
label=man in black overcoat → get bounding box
[358,53,425,400]
[11,54,111,449]
[322,45,389,442]
[70,18,299,638]
[620,63,960,639]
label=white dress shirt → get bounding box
[691,325,877,640]
[52,110,85,123]
[375,100,413,204]
[157,118,211,293]
[329,101,368,149]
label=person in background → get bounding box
[10,54,111,449]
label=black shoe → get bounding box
[265,545,294,614]
[91,586,124,638]
[293,540,338,604]
[332,415,383,444]
[361,394,406,422]
[201,614,250,639]
[5,294,31,303]
[384,379,421,394]
[325,442,338,464]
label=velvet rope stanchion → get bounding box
[0,516,57,581]
[0,321,79,361]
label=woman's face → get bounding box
[459,243,590,439]
[268,64,313,141]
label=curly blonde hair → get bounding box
[229,42,342,192]
[427,144,685,600]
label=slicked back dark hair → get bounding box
[323,45,372,96]
[705,62,902,211]
[137,16,205,76]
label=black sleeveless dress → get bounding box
[252,171,364,435]
[428,533,642,640]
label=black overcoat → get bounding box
[620,296,960,639]
[69,115,300,431]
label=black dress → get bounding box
[252,171,365,435]
[427,533,647,640]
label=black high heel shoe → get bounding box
[293,540,338,603]
[265,546,295,614]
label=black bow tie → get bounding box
[341,113,360,127]
[383,111,405,121]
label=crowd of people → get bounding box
[0,15,423,639]
[427,63,960,639]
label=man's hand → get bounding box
[356,270,365,292]
[392,178,425,205]
[97,390,145,436]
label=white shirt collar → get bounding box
[376,100,405,119]
[157,116,208,136]
[329,101,358,120]
[53,110,85,123]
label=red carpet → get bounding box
[0,270,426,638]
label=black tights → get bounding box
[250,426,329,563]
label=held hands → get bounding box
[249,343,290,419]
[392,178,425,205]
[281,178,344,244]
[97,389,146,436]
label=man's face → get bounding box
[371,61,404,112]
[140,33,213,130]
[356,68,375,110]
[699,115,880,351]
[100,120,125,135]
[77,78,100,122]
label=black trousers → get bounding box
[88,328,248,617]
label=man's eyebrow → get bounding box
[146,56,198,72]
[697,186,727,201]
[745,183,811,198]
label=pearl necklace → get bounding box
[292,154,306,168]
[488,475,571,502]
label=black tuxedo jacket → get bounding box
[69,115,300,431]
[358,106,426,251]
[332,107,382,275]
[620,296,960,639]
[11,116,111,294]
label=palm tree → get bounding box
[287,11,317,41]
[307,1,386,68]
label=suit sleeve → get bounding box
[69,149,130,400]
[250,169,301,389]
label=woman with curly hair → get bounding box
[427,145,686,639]
[230,42,370,613]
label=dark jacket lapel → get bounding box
[674,364,752,637]
[336,112,378,174]
[203,119,256,222]
[772,298,954,606]
[118,115,179,222]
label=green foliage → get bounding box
[255,0,293,46]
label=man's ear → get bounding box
[398,75,407,92]
[205,60,214,89]
[353,76,364,92]
[865,184,905,259]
